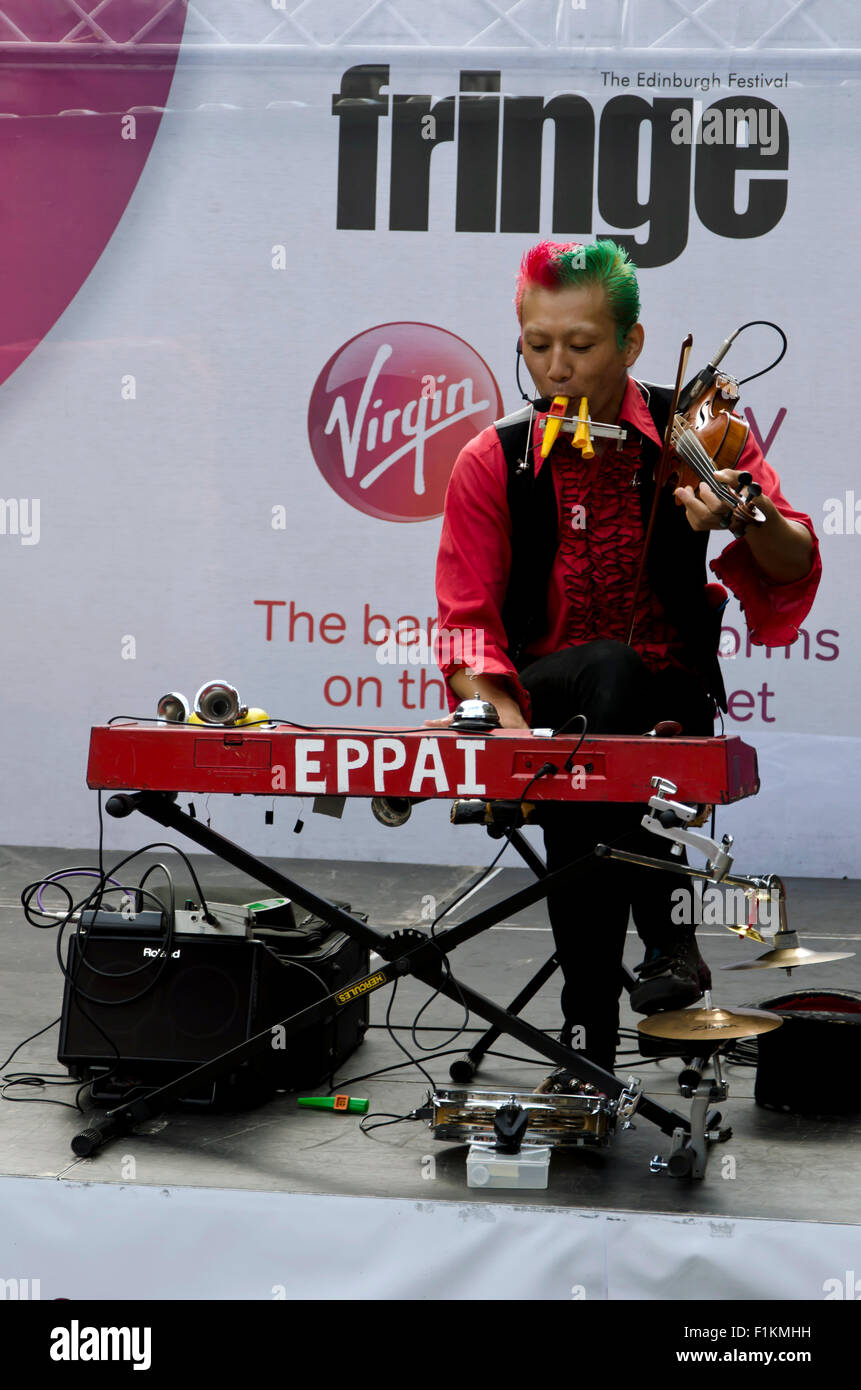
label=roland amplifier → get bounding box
[58,908,368,1106]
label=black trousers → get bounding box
[518,640,716,1073]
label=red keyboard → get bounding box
[87,724,759,805]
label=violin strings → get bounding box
[671,423,762,525]
[671,419,728,490]
[673,438,736,503]
[670,419,740,509]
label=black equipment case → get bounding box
[251,903,370,1092]
[754,989,861,1115]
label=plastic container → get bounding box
[466,1141,551,1189]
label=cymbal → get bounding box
[721,946,855,971]
[638,1005,783,1041]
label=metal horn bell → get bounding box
[157,692,190,723]
[194,680,248,726]
[371,797,413,827]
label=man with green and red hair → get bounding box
[433,237,820,1089]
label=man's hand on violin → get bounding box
[674,468,775,538]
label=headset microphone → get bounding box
[515,338,550,410]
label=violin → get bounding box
[625,332,768,646]
[659,334,766,534]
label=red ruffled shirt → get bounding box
[436,376,821,717]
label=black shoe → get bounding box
[629,938,711,1015]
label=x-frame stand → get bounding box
[71,784,737,1176]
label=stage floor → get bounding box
[1,843,859,1229]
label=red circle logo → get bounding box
[308,322,504,522]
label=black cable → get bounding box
[485,1047,578,1067]
[382,980,438,1092]
[19,868,170,930]
[270,953,331,1001]
[0,1017,88,1112]
[0,1016,63,1071]
[106,713,491,740]
[409,984,470,1054]
[29,841,217,982]
[21,878,164,931]
[553,711,588,743]
[25,841,214,926]
[360,1109,424,1136]
[0,1017,121,1112]
[115,842,213,923]
[732,320,787,387]
[56,869,176,1008]
[21,879,75,929]
[401,792,650,1071]
[407,834,518,1054]
[1,1073,86,1109]
[18,841,215,1107]
[331,1040,561,1095]
[301,728,591,1063]
[98,788,106,884]
[408,764,566,1052]
[59,862,180,1095]
[27,875,176,1076]
[367,1023,501,1034]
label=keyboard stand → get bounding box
[70,790,701,1172]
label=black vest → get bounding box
[496,384,728,712]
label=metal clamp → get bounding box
[612,1075,642,1131]
[642,778,735,880]
[558,418,628,443]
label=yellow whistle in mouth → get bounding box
[572,396,594,459]
[540,395,569,458]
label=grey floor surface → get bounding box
[1,843,858,1223]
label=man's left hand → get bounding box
[674,469,775,536]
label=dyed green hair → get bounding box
[515,239,641,349]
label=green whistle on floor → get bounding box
[297,1094,369,1114]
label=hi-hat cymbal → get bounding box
[721,947,855,971]
[638,1005,783,1041]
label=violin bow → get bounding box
[625,334,692,647]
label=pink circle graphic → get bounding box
[0,1,186,390]
[308,322,504,522]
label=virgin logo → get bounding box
[308,323,504,521]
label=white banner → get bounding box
[1,1176,859,1301]
[1,2,858,875]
